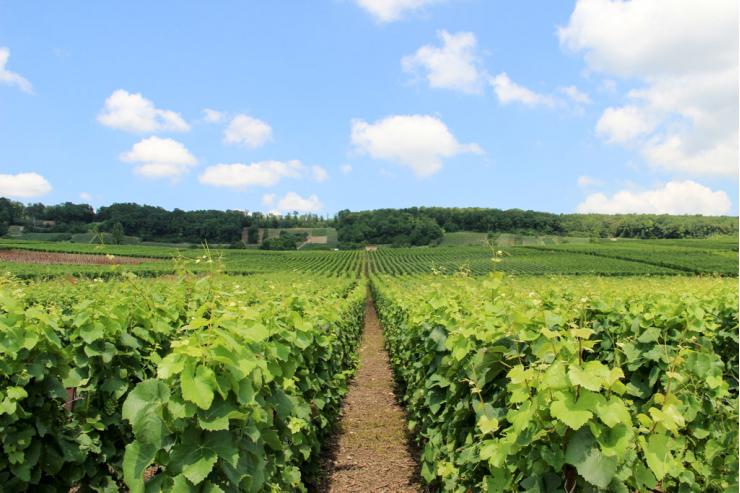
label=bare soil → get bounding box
[318,299,423,493]
[0,249,154,265]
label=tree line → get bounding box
[0,199,326,245]
[1,198,737,246]
[335,207,739,246]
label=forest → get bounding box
[1,198,737,246]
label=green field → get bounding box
[0,236,737,491]
[0,236,737,278]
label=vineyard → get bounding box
[372,274,738,492]
[0,237,736,278]
[0,239,737,491]
[0,271,365,491]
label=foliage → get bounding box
[259,231,308,250]
[0,272,364,491]
[336,207,738,244]
[371,274,739,492]
[335,209,444,246]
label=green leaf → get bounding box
[477,415,499,435]
[637,326,661,343]
[170,438,220,486]
[595,397,632,428]
[203,431,239,468]
[551,390,603,430]
[541,361,569,390]
[597,424,631,458]
[181,448,218,485]
[158,353,185,378]
[181,362,217,410]
[634,461,657,489]
[122,379,170,447]
[568,361,610,391]
[198,399,245,431]
[79,320,105,344]
[642,434,671,481]
[123,441,157,493]
[565,428,618,489]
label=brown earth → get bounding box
[0,249,155,265]
[318,299,423,493]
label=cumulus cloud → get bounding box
[199,160,305,189]
[79,192,93,202]
[0,47,32,93]
[576,180,731,215]
[355,0,443,23]
[223,114,272,148]
[560,85,591,105]
[577,176,604,187]
[311,165,329,182]
[98,90,190,133]
[340,164,353,174]
[560,0,738,176]
[402,31,484,94]
[119,137,197,179]
[261,193,276,206]
[0,172,51,197]
[275,192,323,213]
[202,108,226,124]
[596,105,657,144]
[350,114,482,177]
[490,73,555,108]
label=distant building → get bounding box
[365,245,378,252]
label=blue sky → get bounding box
[0,0,737,216]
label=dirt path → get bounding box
[319,298,422,493]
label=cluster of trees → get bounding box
[1,198,737,246]
[559,214,739,239]
[0,200,329,244]
[259,231,309,250]
[334,207,738,245]
[336,209,444,247]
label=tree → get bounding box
[111,222,124,245]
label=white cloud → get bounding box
[490,73,555,107]
[0,47,32,93]
[355,0,443,23]
[560,85,591,105]
[98,90,190,133]
[275,192,323,213]
[560,0,738,176]
[119,137,197,179]
[577,176,604,187]
[340,164,353,174]
[576,180,731,215]
[0,172,51,198]
[596,105,656,144]
[350,114,482,177]
[224,114,272,148]
[79,192,93,201]
[311,165,329,182]
[202,108,226,124]
[261,193,276,206]
[402,31,484,94]
[198,160,304,189]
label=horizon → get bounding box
[1,1,737,217]
[3,196,738,220]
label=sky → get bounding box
[0,0,737,216]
